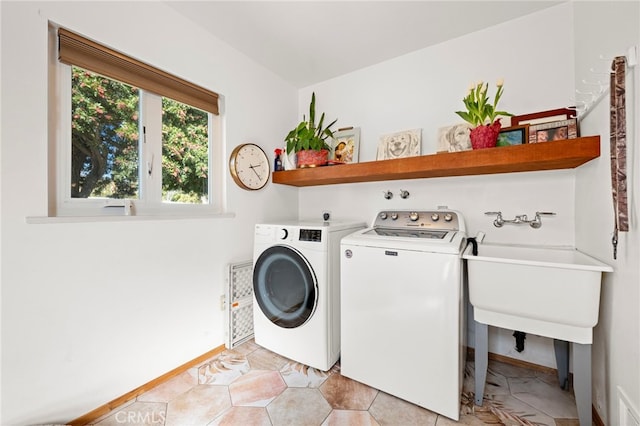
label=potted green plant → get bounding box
[455,79,513,149]
[285,92,337,168]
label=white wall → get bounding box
[3,2,637,425]
[299,4,575,165]
[298,3,576,368]
[0,2,298,424]
[573,2,640,424]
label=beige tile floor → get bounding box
[90,339,580,425]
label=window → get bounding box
[49,26,222,217]
[70,67,141,200]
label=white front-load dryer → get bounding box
[253,220,365,371]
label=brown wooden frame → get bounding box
[511,108,576,126]
[528,118,579,143]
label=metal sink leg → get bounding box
[574,343,592,426]
[474,322,489,406]
[554,339,570,390]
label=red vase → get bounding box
[296,149,329,168]
[470,120,502,149]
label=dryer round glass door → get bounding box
[253,245,318,328]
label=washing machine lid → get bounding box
[341,210,467,254]
[363,227,449,239]
[342,227,466,254]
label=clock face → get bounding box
[229,143,270,190]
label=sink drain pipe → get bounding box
[513,331,526,352]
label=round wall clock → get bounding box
[229,143,270,190]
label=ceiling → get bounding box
[166,1,564,88]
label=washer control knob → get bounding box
[409,212,419,221]
[431,213,440,221]
[278,228,288,240]
[391,212,399,220]
[444,213,453,222]
[379,212,388,220]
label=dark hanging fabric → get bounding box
[609,56,629,260]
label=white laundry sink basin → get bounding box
[463,243,613,343]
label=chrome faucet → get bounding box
[485,211,556,228]
[529,211,556,228]
[485,211,505,227]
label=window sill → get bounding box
[25,212,236,224]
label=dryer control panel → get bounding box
[299,229,322,242]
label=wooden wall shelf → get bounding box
[272,136,601,187]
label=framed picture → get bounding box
[529,118,578,143]
[376,128,421,160]
[511,108,577,126]
[437,123,472,152]
[497,124,529,146]
[330,127,360,164]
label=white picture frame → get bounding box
[437,123,473,152]
[376,129,421,160]
[330,127,360,164]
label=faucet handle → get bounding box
[530,211,556,229]
[485,211,504,228]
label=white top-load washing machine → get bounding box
[340,209,467,420]
[253,219,365,371]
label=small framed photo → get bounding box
[330,127,360,164]
[437,123,472,152]
[376,128,421,160]
[512,108,577,126]
[529,118,578,143]
[497,124,529,147]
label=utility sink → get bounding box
[463,243,613,344]
[465,243,613,425]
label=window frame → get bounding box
[48,25,224,218]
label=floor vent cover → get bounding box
[225,260,254,349]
